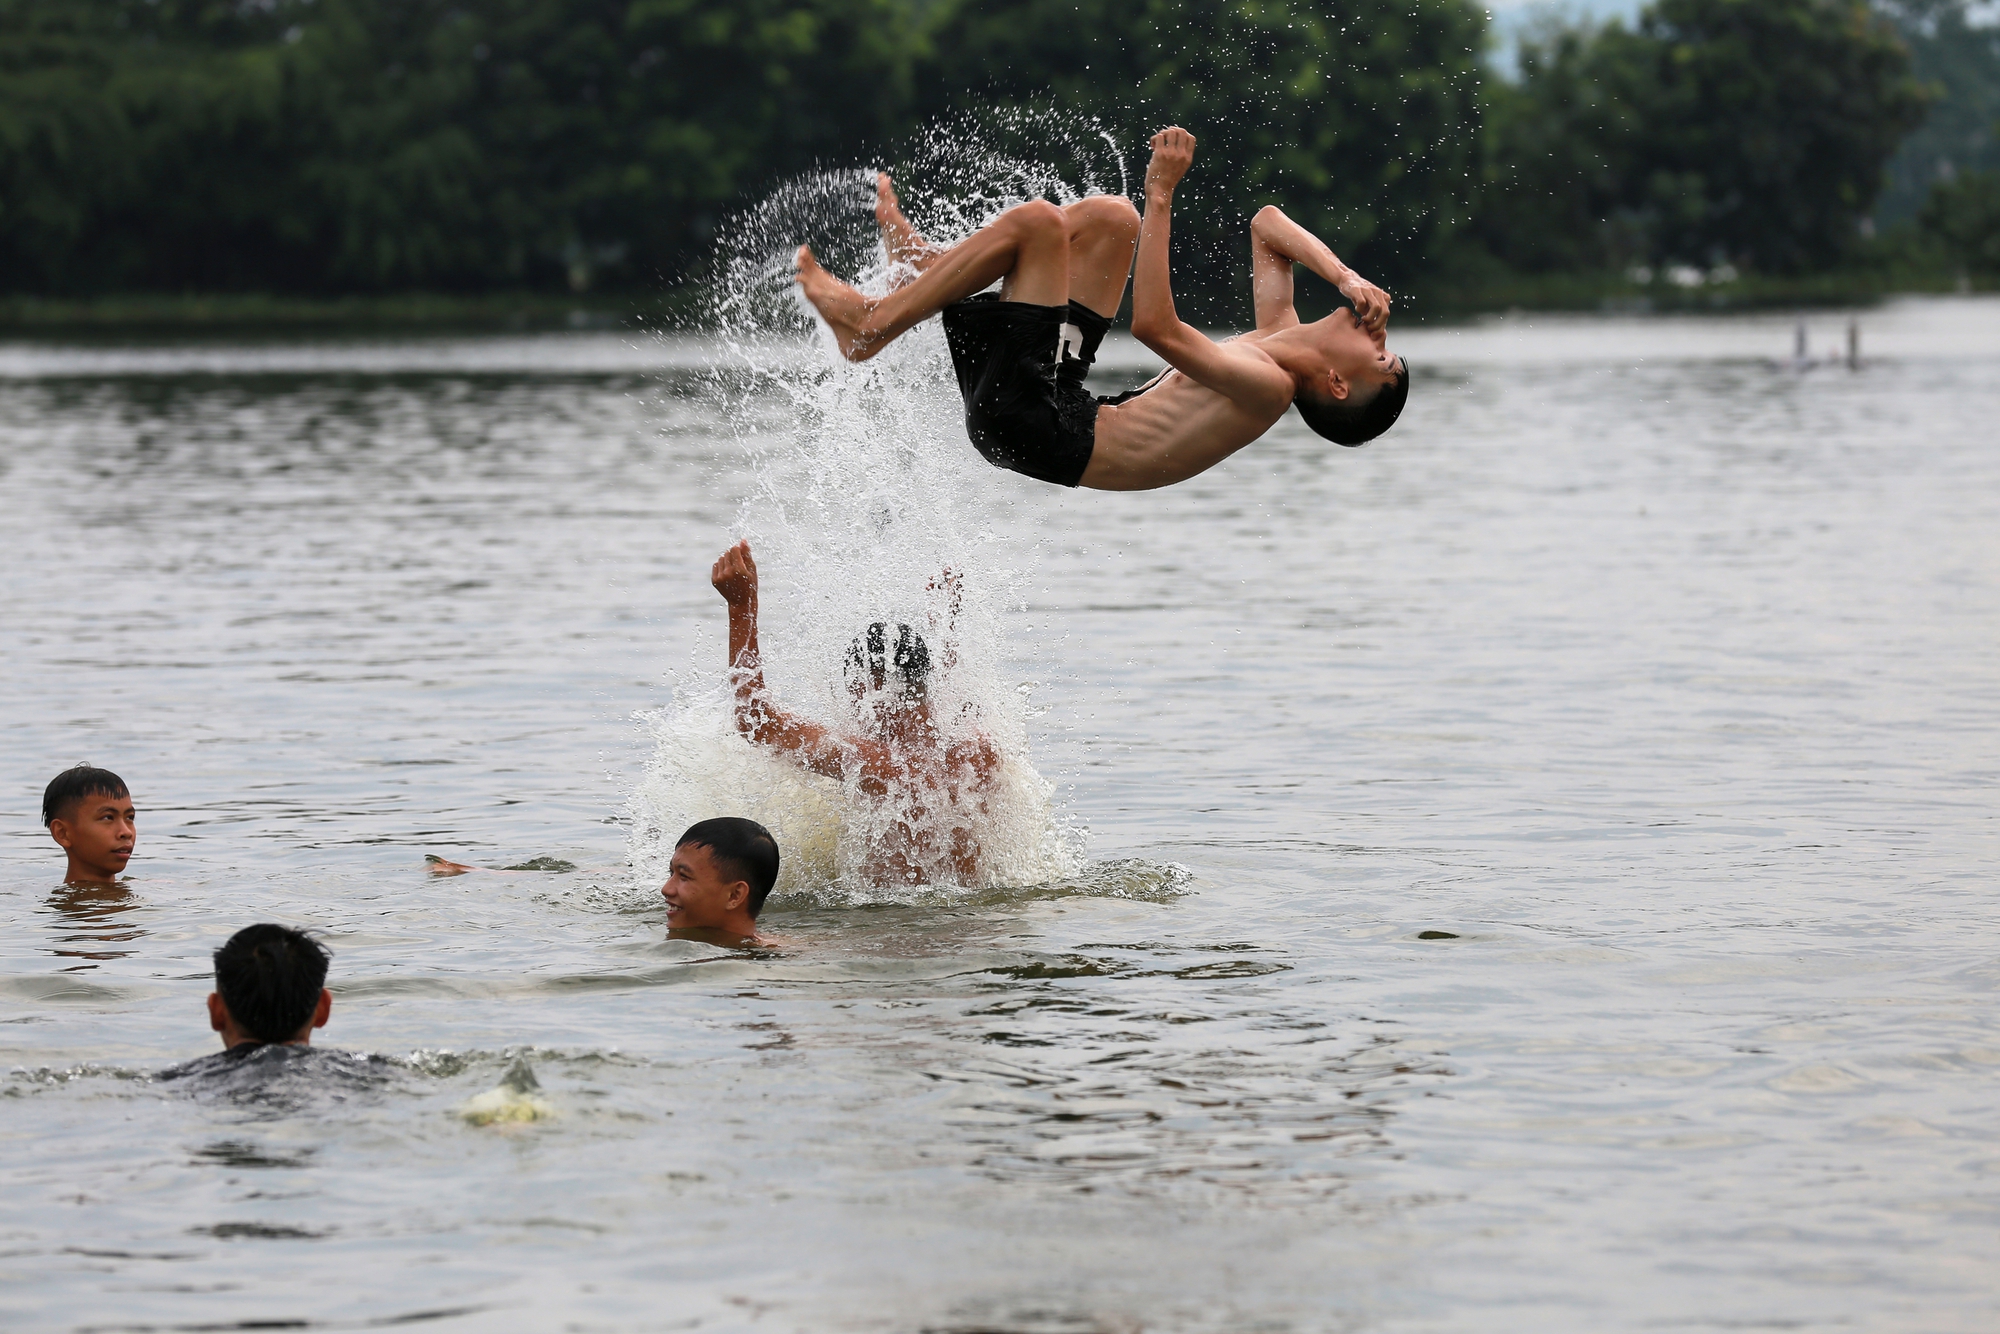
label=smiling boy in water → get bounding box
[43,765,136,885]
[794,127,1407,491]
[660,817,781,948]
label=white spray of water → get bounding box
[628,112,1135,904]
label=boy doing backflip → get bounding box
[795,127,1408,491]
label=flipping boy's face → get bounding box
[661,842,749,931]
[1312,307,1402,400]
[50,791,136,883]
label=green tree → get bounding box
[922,0,1488,317]
[1477,20,1643,275]
[0,0,297,293]
[1480,0,1927,276]
[0,0,925,295]
[1920,168,2000,276]
[1875,0,2000,226]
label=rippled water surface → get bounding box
[3,298,1997,1332]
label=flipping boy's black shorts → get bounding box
[940,294,1114,488]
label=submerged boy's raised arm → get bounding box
[712,541,846,779]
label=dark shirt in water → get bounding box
[159,1043,397,1110]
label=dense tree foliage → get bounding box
[1920,168,2000,275]
[1876,0,2000,225]
[1481,0,1927,276]
[0,0,921,294]
[922,0,1487,307]
[0,0,1969,299]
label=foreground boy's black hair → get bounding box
[844,622,931,698]
[677,817,781,918]
[214,925,332,1043]
[42,765,129,827]
[1295,360,1410,447]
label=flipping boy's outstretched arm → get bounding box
[1128,128,1295,416]
[711,541,846,779]
[1249,206,1392,333]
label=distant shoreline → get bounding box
[0,292,690,335]
[0,271,1987,334]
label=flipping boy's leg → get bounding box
[874,180,1137,310]
[875,174,940,272]
[797,199,1071,362]
[1062,195,1141,319]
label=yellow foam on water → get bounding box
[459,1086,557,1126]
[459,1057,555,1126]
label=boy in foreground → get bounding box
[203,924,333,1052]
[42,765,136,885]
[661,817,781,948]
[795,126,1408,491]
[158,924,336,1086]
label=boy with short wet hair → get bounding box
[794,127,1408,491]
[207,924,334,1050]
[662,817,780,947]
[42,765,136,885]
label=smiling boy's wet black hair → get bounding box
[42,765,128,827]
[677,817,781,917]
[214,925,332,1044]
[844,622,931,698]
[1295,358,1409,447]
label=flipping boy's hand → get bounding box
[1144,127,1196,200]
[1340,272,1392,333]
[712,540,758,605]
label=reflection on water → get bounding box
[43,881,144,969]
[0,298,1996,1330]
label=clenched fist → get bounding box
[711,539,758,605]
[1144,126,1196,201]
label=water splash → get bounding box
[629,110,1130,898]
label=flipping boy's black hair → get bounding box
[1294,359,1410,447]
[214,925,332,1044]
[676,817,782,918]
[844,622,931,697]
[42,765,129,827]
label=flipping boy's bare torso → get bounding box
[1081,335,1291,491]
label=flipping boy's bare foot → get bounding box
[796,245,881,361]
[874,172,937,271]
[425,854,477,877]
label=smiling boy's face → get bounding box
[49,791,136,884]
[660,842,750,932]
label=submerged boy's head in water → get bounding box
[710,540,999,886]
[794,126,1407,491]
[42,765,135,886]
[844,620,932,713]
[661,816,780,947]
[208,924,333,1050]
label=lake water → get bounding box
[2,297,1997,1332]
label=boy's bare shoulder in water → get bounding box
[794,127,1408,492]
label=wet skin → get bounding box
[48,791,136,885]
[662,842,764,947]
[794,128,1403,491]
[711,540,999,885]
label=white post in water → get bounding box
[1847,319,1860,370]
[1794,320,1808,363]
